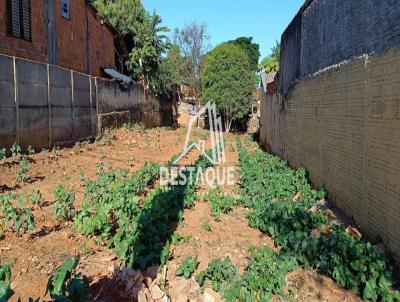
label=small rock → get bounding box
[126,279,135,291]
[144,277,153,287]
[293,192,301,202]
[177,294,188,302]
[133,270,144,287]
[346,226,362,239]
[373,243,386,255]
[159,294,170,302]
[138,290,148,302]
[31,256,40,267]
[146,266,158,279]
[309,199,327,212]
[126,267,135,277]
[203,288,222,302]
[168,278,191,300]
[130,286,141,299]
[324,209,336,220]
[107,265,115,276]
[151,285,165,300]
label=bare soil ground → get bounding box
[0,126,362,301]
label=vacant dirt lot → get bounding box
[0,126,362,302]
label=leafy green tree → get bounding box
[202,43,257,133]
[227,37,260,72]
[148,44,186,97]
[259,40,281,73]
[91,0,169,82]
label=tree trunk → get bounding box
[224,115,232,133]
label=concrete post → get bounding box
[47,64,52,146]
[13,57,19,144]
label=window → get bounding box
[61,0,70,20]
[6,0,31,41]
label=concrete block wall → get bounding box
[96,79,174,130]
[17,59,49,150]
[279,0,400,95]
[0,55,97,151]
[0,56,16,148]
[0,54,173,151]
[260,48,400,259]
[301,0,400,78]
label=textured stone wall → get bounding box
[260,48,400,259]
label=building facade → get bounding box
[0,0,120,76]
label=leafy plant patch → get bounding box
[203,188,234,222]
[236,137,400,302]
[0,264,13,301]
[176,256,199,278]
[46,257,86,302]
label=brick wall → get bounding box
[87,8,116,77]
[0,0,47,63]
[260,48,400,261]
[0,0,116,76]
[54,0,87,73]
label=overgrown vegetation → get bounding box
[196,248,296,302]
[91,0,169,84]
[196,257,238,293]
[259,40,280,73]
[236,137,400,302]
[74,150,213,269]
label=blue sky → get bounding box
[142,0,304,61]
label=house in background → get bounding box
[0,0,127,77]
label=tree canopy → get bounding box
[201,43,257,133]
[148,44,186,97]
[91,0,169,82]
[259,40,281,73]
[227,37,260,72]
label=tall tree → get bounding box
[91,0,169,82]
[259,40,281,73]
[148,44,186,97]
[228,37,260,72]
[173,22,211,102]
[201,43,257,133]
